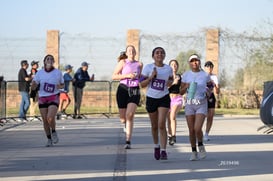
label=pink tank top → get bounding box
[120,59,141,87]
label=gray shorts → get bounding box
[184,98,208,116]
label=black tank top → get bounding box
[168,74,181,94]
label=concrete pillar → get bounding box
[46,30,60,68]
[127,29,140,60]
[206,29,219,75]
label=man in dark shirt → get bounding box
[72,61,94,119]
[18,60,31,121]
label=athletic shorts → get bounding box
[38,94,59,108]
[170,95,183,108]
[116,84,140,109]
[208,93,216,109]
[184,98,208,116]
[60,92,70,101]
[146,94,170,113]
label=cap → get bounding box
[81,61,89,66]
[120,51,126,56]
[64,64,73,70]
[31,60,39,66]
[204,61,214,67]
[21,60,28,66]
[188,54,200,62]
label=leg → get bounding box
[205,108,215,134]
[119,108,126,124]
[186,115,196,148]
[19,91,25,118]
[169,104,181,136]
[125,103,138,142]
[29,99,35,116]
[73,86,77,115]
[47,105,58,130]
[40,108,51,137]
[23,92,30,117]
[63,98,71,112]
[58,98,64,112]
[158,107,169,150]
[148,111,159,145]
[195,113,206,142]
[76,88,83,115]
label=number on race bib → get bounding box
[151,79,165,91]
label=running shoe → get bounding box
[77,115,83,119]
[190,151,198,161]
[203,134,210,141]
[198,145,207,159]
[52,132,59,144]
[124,143,131,149]
[154,147,160,160]
[169,136,176,146]
[46,139,53,147]
[56,113,61,120]
[160,150,168,160]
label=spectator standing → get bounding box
[140,47,173,160]
[29,60,39,118]
[72,61,94,119]
[18,60,31,122]
[31,54,64,147]
[57,64,74,119]
[112,45,142,149]
[203,61,220,141]
[180,54,211,161]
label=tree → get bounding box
[175,50,199,74]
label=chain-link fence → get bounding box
[0,28,272,116]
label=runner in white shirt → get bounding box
[181,54,211,161]
[203,61,220,141]
[140,47,173,160]
[31,54,64,147]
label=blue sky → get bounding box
[0,0,273,80]
[0,0,273,38]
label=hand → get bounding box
[57,84,64,89]
[151,67,157,79]
[90,74,95,81]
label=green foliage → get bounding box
[175,50,198,74]
[219,69,228,88]
[232,68,244,89]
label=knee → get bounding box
[47,116,54,123]
[126,112,134,120]
[159,124,166,131]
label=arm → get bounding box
[139,68,157,88]
[166,75,174,88]
[180,82,189,95]
[112,60,135,80]
[215,83,220,94]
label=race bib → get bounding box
[151,79,165,91]
[127,79,139,87]
[43,83,55,93]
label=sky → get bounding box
[0,0,273,38]
[0,0,273,80]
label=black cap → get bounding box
[31,60,39,66]
[204,61,214,68]
[21,60,28,66]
